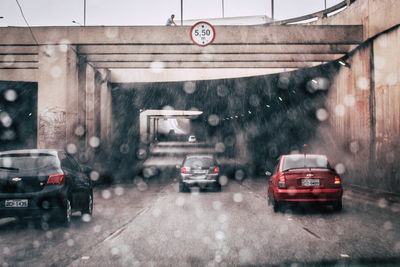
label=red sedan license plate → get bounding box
[5,199,28,208]
[302,178,320,186]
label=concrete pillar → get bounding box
[99,69,112,147]
[85,64,95,146]
[37,45,79,149]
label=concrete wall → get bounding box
[312,0,400,40]
[318,25,400,192]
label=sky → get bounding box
[0,0,342,27]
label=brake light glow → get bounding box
[334,176,341,185]
[278,175,286,188]
[47,173,65,185]
[213,166,219,174]
[181,167,187,174]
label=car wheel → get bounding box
[332,198,343,212]
[273,199,280,213]
[59,198,72,225]
[82,191,93,215]
[179,181,186,193]
[214,182,222,192]
[267,192,272,206]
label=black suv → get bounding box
[0,149,93,225]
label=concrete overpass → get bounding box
[0,0,399,192]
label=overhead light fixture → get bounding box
[338,59,351,68]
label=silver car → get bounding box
[178,154,221,192]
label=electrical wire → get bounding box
[15,0,39,46]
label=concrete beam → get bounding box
[109,68,297,83]
[0,55,38,62]
[0,69,37,82]
[91,61,322,69]
[0,46,38,54]
[0,25,363,45]
[78,44,357,55]
[86,53,341,62]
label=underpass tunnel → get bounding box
[109,63,337,181]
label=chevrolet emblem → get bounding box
[306,174,314,177]
[11,177,22,182]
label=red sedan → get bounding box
[266,154,343,212]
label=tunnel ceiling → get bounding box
[0,25,362,81]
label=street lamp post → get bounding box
[84,0,86,26]
[271,0,274,21]
[180,0,183,26]
[222,0,225,18]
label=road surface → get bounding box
[1,176,399,266]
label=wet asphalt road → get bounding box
[1,176,400,266]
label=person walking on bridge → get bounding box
[166,14,176,26]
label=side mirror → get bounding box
[265,171,272,177]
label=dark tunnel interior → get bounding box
[110,63,339,179]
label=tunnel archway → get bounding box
[110,63,338,179]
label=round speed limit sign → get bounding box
[190,21,216,47]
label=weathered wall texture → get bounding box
[320,25,400,192]
[312,0,400,40]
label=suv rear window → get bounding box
[282,155,331,171]
[0,153,60,171]
[184,156,216,168]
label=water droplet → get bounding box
[215,142,225,153]
[217,85,229,97]
[316,108,329,121]
[4,89,17,102]
[66,143,77,154]
[334,104,345,117]
[120,144,130,154]
[74,125,85,137]
[114,186,124,196]
[357,77,369,90]
[33,240,40,248]
[152,208,161,217]
[136,148,147,160]
[82,214,91,223]
[183,81,196,94]
[0,112,12,128]
[51,65,62,78]
[175,197,185,207]
[150,61,165,73]
[219,175,228,186]
[90,171,100,182]
[208,114,219,126]
[215,231,225,240]
[67,239,74,247]
[89,136,100,148]
[235,169,245,181]
[218,214,228,223]
[349,141,360,153]
[111,247,120,256]
[383,221,392,231]
[344,94,356,107]
[335,163,346,175]
[233,193,243,203]
[101,190,111,200]
[212,201,222,210]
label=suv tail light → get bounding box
[278,174,286,188]
[213,166,219,174]
[334,176,341,185]
[47,174,65,185]
[181,167,187,174]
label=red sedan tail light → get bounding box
[181,167,187,174]
[213,166,219,174]
[334,176,341,185]
[47,173,65,185]
[278,175,286,188]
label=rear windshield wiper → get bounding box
[282,167,308,172]
[0,166,19,171]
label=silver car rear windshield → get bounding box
[0,153,60,171]
[283,155,331,171]
[184,156,216,168]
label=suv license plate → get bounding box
[302,179,320,186]
[5,199,28,208]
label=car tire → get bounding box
[332,198,343,212]
[59,198,72,226]
[179,181,187,193]
[82,191,93,215]
[214,182,222,192]
[273,199,280,213]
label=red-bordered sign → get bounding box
[190,21,216,47]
